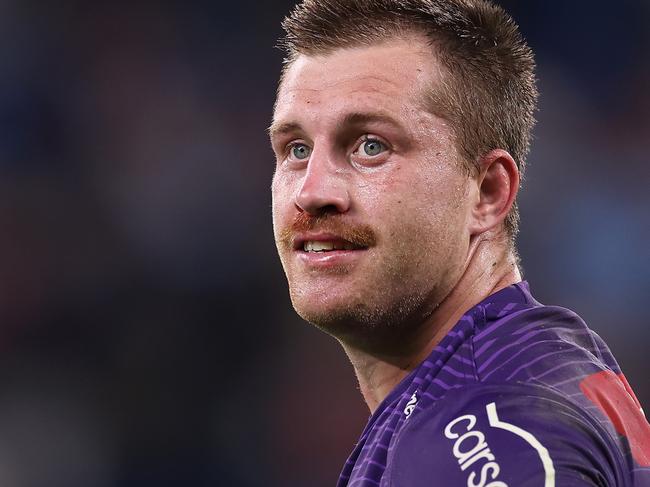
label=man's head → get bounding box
[270,0,537,350]
[278,0,538,239]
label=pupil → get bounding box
[365,140,381,156]
[294,145,310,159]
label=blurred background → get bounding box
[0,0,647,485]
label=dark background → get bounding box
[0,1,647,486]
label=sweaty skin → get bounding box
[270,36,520,412]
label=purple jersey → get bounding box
[338,282,650,486]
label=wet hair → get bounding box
[278,0,538,240]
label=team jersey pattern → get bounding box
[337,281,650,486]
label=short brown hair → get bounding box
[278,0,538,240]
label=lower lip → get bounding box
[296,249,367,267]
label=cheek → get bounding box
[387,169,471,250]
[271,172,293,220]
[418,165,471,217]
[271,177,291,246]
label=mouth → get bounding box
[291,234,370,261]
[293,237,368,268]
[300,239,366,252]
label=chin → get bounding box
[290,291,354,328]
[290,287,368,331]
[290,287,429,348]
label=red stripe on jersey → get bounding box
[580,370,650,467]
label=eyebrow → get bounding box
[268,111,405,140]
[340,112,404,130]
[267,121,302,139]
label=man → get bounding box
[269,0,650,485]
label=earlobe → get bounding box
[469,149,519,236]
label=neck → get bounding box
[341,237,521,413]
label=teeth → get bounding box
[302,240,362,252]
[304,240,354,252]
[304,241,334,252]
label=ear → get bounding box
[469,149,520,236]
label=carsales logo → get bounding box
[444,402,555,487]
[444,412,506,487]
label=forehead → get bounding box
[273,38,443,126]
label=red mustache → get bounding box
[279,212,377,249]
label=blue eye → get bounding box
[361,139,385,156]
[291,143,311,160]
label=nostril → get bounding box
[295,188,350,214]
[320,204,343,214]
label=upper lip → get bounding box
[292,232,366,251]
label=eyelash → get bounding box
[354,136,388,158]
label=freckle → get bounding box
[397,200,401,203]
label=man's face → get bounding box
[270,38,477,348]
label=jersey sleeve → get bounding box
[385,382,631,487]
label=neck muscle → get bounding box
[341,238,521,413]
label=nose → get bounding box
[295,149,350,215]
